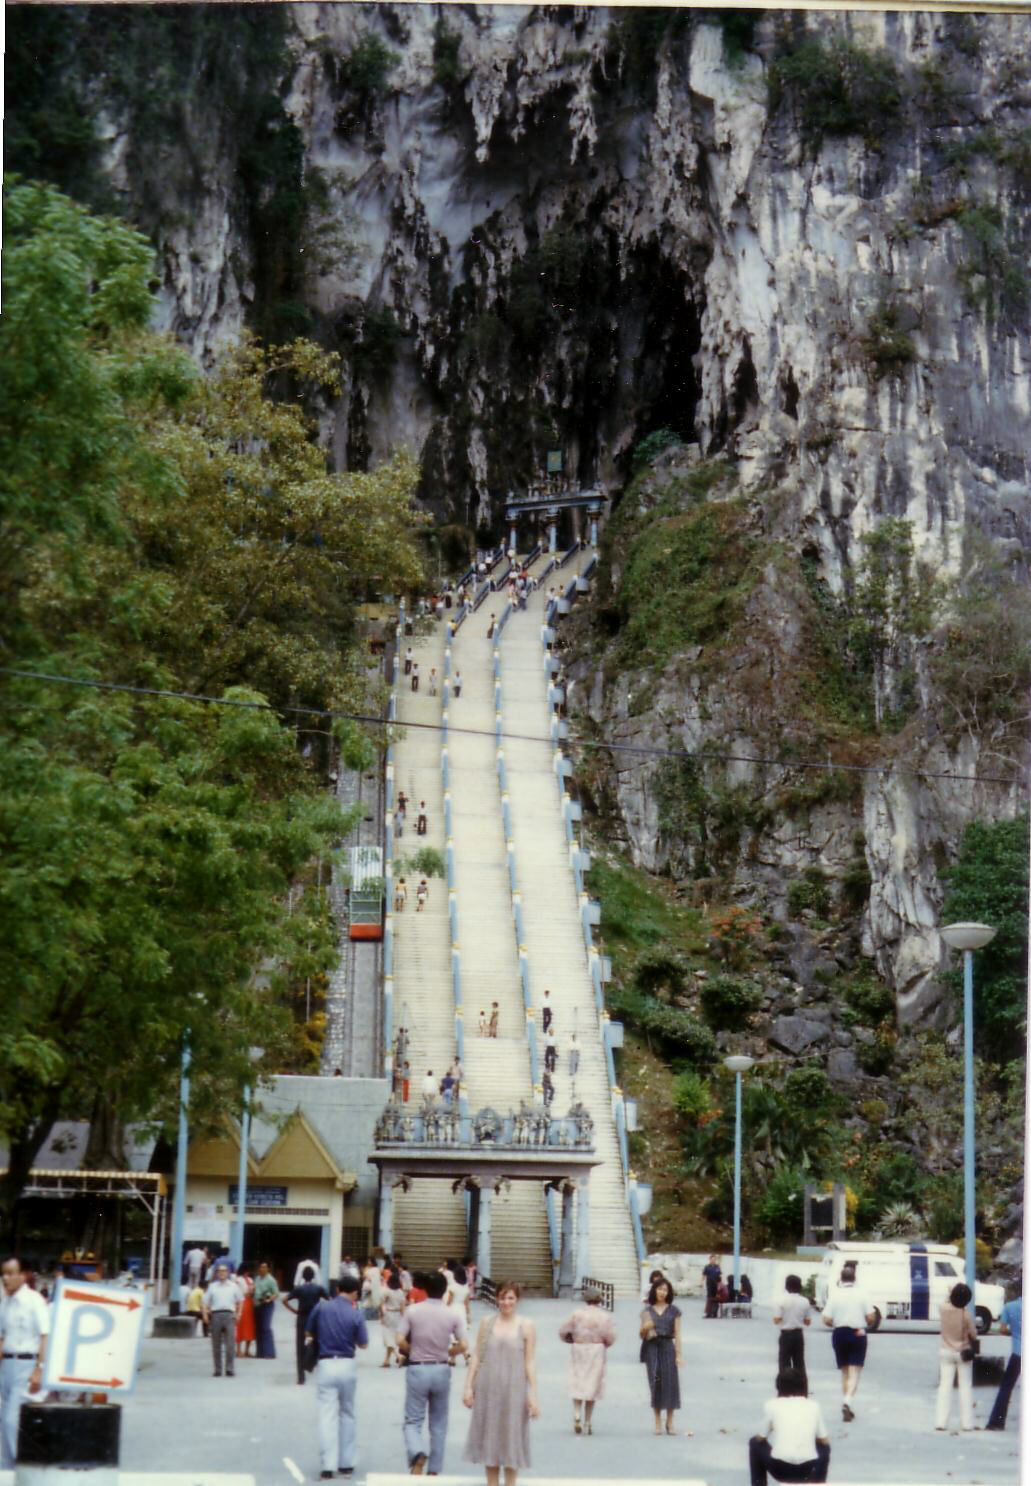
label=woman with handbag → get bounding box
[558,1287,616,1434]
[640,1277,682,1435]
[935,1282,978,1431]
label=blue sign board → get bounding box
[229,1183,288,1208]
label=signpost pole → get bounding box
[230,1087,251,1269]
[168,1037,190,1314]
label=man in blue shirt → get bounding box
[986,1281,1021,1430]
[306,1272,369,1477]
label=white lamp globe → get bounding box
[724,1054,756,1074]
[941,922,997,952]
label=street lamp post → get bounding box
[724,1054,755,1292]
[168,1037,191,1314]
[229,1046,265,1270]
[940,921,996,1314]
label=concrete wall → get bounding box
[643,1252,825,1307]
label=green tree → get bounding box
[850,518,939,729]
[940,814,1029,1057]
[0,181,422,1236]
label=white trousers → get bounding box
[316,1356,357,1470]
[0,1357,36,1468]
[935,1348,974,1430]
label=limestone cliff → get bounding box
[9,3,1029,1029]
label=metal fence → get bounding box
[580,1275,615,1311]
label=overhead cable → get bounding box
[1,665,1023,788]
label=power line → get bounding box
[2,664,1024,788]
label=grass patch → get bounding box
[617,498,758,669]
[590,851,708,985]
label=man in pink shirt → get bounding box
[397,1271,468,1474]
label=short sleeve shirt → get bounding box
[398,1299,466,1362]
[308,1297,369,1357]
[1002,1299,1021,1357]
[776,1293,811,1330]
[204,1279,241,1313]
[288,1281,328,1322]
[761,1396,827,1463]
[0,1285,50,1352]
[822,1284,872,1329]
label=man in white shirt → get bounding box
[294,1260,322,1288]
[821,1261,877,1420]
[185,1245,208,1288]
[543,1027,557,1072]
[749,1368,830,1486]
[203,1263,243,1378]
[0,1256,50,1468]
[773,1273,812,1381]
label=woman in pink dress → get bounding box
[558,1288,617,1434]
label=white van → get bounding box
[814,1241,1005,1334]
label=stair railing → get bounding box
[540,560,645,1269]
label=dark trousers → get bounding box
[704,1289,719,1318]
[256,1300,276,1359]
[750,1436,829,1486]
[542,1008,552,1032]
[778,1329,807,1380]
[987,1353,1021,1428]
[417,814,427,835]
[295,1323,309,1384]
[545,1046,556,1071]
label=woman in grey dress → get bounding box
[640,1277,682,1434]
[464,1280,539,1486]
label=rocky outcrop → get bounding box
[21,4,1030,1022]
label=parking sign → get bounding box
[43,1278,147,1394]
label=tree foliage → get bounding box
[940,814,1029,1057]
[0,180,423,1232]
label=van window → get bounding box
[934,1261,958,1277]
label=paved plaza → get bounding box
[107,1298,1024,1486]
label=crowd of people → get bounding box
[1,1248,1020,1482]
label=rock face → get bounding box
[18,4,1030,1021]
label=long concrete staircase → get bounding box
[390,619,469,1270]
[499,566,641,1295]
[449,594,551,1289]
[387,559,639,1294]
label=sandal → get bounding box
[665,1424,675,1435]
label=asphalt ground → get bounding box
[110,1299,1021,1486]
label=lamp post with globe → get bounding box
[724,1054,755,1292]
[939,921,996,1311]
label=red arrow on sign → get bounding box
[59,1376,123,1387]
[63,1289,141,1311]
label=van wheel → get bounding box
[867,1307,882,1332]
[975,1307,991,1335]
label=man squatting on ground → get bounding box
[750,1368,830,1486]
[0,1256,49,1470]
[398,1270,469,1475]
[306,1270,369,1478]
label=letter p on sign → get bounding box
[44,1279,148,1394]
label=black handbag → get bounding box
[960,1338,980,1363]
[303,1336,318,1373]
